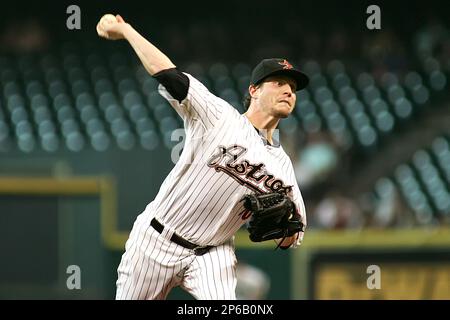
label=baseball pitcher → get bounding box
[97,14,309,300]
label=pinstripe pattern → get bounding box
[116,223,195,300]
[182,241,237,300]
[116,217,237,300]
[115,73,306,299]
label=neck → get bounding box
[244,109,280,144]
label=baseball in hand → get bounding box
[101,14,117,24]
[97,14,125,40]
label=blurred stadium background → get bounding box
[0,0,449,299]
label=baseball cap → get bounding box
[251,58,309,91]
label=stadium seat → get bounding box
[90,131,110,151]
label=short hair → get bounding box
[242,83,262,110]
[242,93,251,110]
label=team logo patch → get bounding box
[207,144,292,195]
[278,59,293,70]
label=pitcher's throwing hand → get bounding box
[96,14,127,40]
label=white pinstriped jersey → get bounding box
[140,73,306,247]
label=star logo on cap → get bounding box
[278,59,293,70]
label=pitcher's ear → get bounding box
[249,84,261,98]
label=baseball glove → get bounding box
[242,192,305,246]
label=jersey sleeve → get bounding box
[158,73,232,131]
[284,158,307,249]
[291,182,307,248]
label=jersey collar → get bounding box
[252,126,280,148]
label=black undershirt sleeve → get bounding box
[153,68,190,103]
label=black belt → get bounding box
[150,218,213,256]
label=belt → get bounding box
[150,218,213,256]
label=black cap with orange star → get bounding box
[250,58,309,91]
